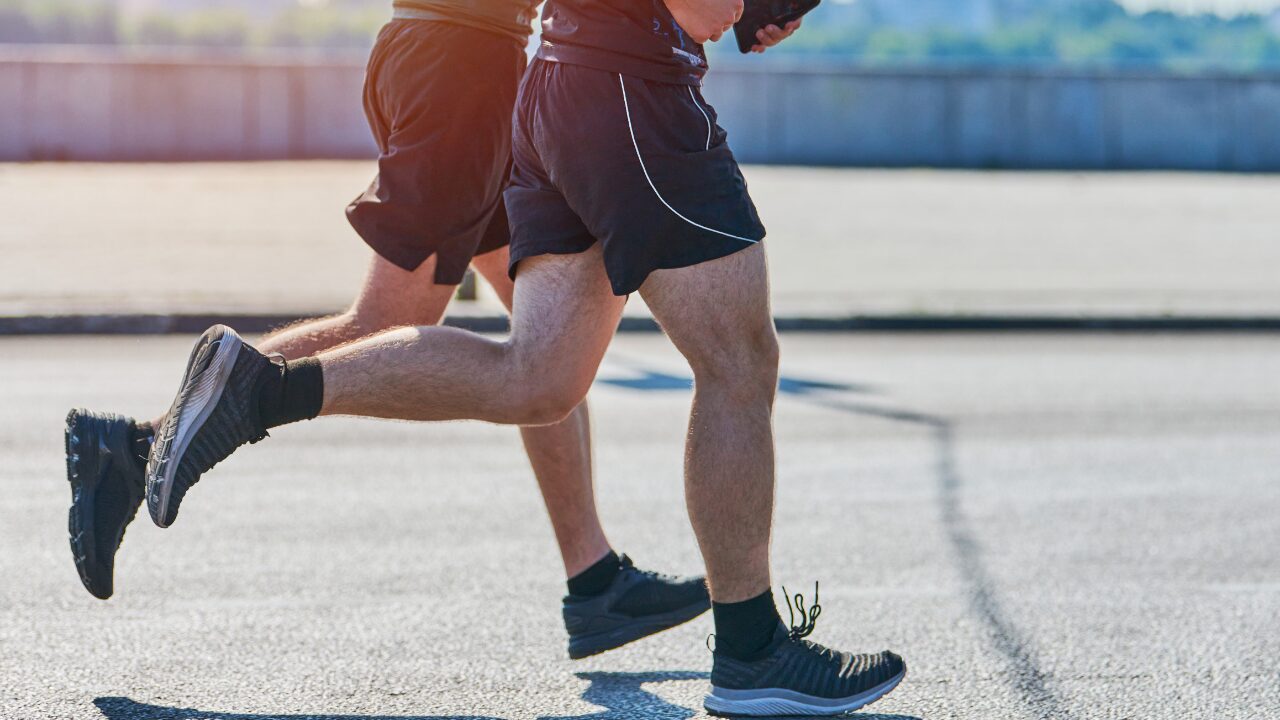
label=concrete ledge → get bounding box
[5,313,1280,336]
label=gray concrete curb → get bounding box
[4,313,1280,336]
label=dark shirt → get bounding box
[392,0,539,43]
[537,0,708,86]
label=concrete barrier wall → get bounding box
[0,49,374,161]
[702,64,1280,170]
[3,48,1280,170]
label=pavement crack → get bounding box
[803,395,1078,720]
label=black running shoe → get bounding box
[65,409,150,600]
[147,325,275,528]
[563,555,711,659]
[705,585,907,717]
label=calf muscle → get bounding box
[318,245,626,427]
[640,244,780,603]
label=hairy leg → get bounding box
[150,254,455,428]
[638,244,779,603]
[471,247,611,577]
[473,245,611,571]
[319,243,626,428]
[258,253,457,358]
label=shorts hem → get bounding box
[348,206,509,287]
[508,234,763,297]
[507,238,598,284]
[606,236,763,296]
[353,229,469,287]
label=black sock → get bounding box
[712,589,783,660]
[258,357,325,430]
[129,421,154,474]
[567,550,621,597]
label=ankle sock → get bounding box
[712,588,783,660]
[129,421,154,473]
[567,550,621,597]
[258,357,325,430]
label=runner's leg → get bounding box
[471,247,611,576]
[641,242,905,719]
[319,244,625,427]
[638,243,779,603]
[145,253,455,427]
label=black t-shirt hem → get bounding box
[536,43,705,86]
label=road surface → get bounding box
[2,333,1277,719]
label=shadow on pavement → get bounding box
[93,696,502,720]
[95,669,923,720]
[93,672,710,720]
[539,671,705,720]
[598,365,876,398]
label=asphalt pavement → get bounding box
[2,332,1278,719]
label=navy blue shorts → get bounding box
[347,20,525,286]
[505,59,767,296]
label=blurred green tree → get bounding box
[2,0,1279,71]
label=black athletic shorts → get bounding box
[505,59,767,296]
[346,19,526,286]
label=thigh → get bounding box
[349,252,458,329]
[639,243,775,368]
[509,243,627,388]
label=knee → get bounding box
[519,386,585,426]
[690,324,780,397]
[501,349,592,426]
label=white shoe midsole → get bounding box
[152,329,243,520]
[705,669,905,717]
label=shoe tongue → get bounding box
[765,622,792,652]
[731,623,790,663]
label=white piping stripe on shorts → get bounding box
[688,86,712,151]
[617,74,758,246]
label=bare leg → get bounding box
[320,243,626,425]
[471,247,611,577]
[150,254,454,427]
[154,248,616,577]
[638,244,779,603]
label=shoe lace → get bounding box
[782,582,822,641]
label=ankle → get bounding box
[712,588,782,660]
[258,356,325,429]
[566,549,621,597]
[129,421,155,475]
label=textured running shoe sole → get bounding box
[147,326,243,528]
[65,409,139,600]
[66,409,104,598]
[568,596,711,660]
[705,666,907,717]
